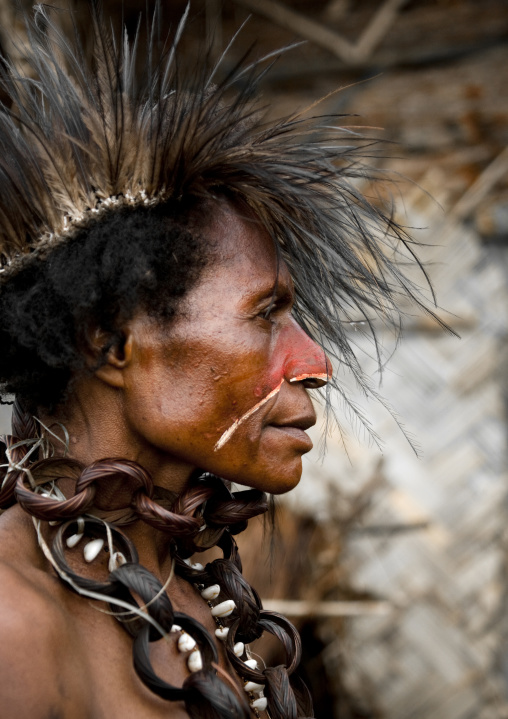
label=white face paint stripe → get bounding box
[289,373,329,383]
[214,379,284,452]
[213,373,328,452]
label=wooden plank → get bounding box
[231,0,354,63]
[232,0,407,65]
[261,599,393,617]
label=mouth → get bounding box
[268,415,315,451]
[268,425,313,451]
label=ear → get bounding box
[92,328,134,389]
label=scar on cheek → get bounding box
[214,373,329,451]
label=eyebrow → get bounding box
[248,274,295,308]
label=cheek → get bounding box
[131,338,264,446]
[125,340,216,436]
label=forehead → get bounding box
[202,202,291,291]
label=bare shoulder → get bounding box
[0,559,91,718]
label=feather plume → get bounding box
[0,2,444,439]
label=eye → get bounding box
[262,304,276,321]
[255,291,294,324]
[256,305,276,324]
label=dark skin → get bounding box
[0,202,330,718]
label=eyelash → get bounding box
[257,294,294,323]
[254,303,277,324]
[259,308,276,323]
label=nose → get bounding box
[281,318,332,389]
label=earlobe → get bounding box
[94,332,133,388]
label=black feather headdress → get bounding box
[0,3,439,437]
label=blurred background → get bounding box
[1,0,508,716]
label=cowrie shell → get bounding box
[250,697,268,711]
[83,538,104,562]
[178,632,197,653]
[200,584,220,601]
[183,559,204,571]
[211,600,236,618]
[244,681,264,693]
[66,533,83,548]
[233,642,245,657]
[244,658,258,670]
[215,626,229,640]
[170,624,182,633]
[187,649,203,673]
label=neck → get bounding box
[38,378,197,577]
[43,377,196,492]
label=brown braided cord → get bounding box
[0,399,41,508]
[5,399,314,717]
[134,492,204,536]
[263,666,299,719]
[15,464,96,520]
[78,460,153,496]
[0,434,24,507]
[172,481,218,517]
[11,398,38,443]
[14,457,154,523]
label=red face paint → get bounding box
[277,317,331,385]
[215,318,331,451]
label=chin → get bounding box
[236,457,304,495]
[201,428,310,495]
[267,476,302,495]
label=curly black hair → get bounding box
[0,202,209,410]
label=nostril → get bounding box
[288,373,329,389]
[301,376,327,389]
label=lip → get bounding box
[269,413,316,431]
[268,424,314,451]
[268,415,316,452]
[264,398,317,451]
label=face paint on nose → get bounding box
[280,319,331,385]
[214,319,330,452]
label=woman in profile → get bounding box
[0,5,434,718]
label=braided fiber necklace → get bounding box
[0,403,315,719]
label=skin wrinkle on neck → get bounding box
[214,372,328,451]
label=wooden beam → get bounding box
[354,0,408,63]
[231,0,355,64]
[261,599,393,617]
[231,0,407,66]
[448,146,508,223]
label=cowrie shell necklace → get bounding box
[184,558,268,716]
[67,527,267,715]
